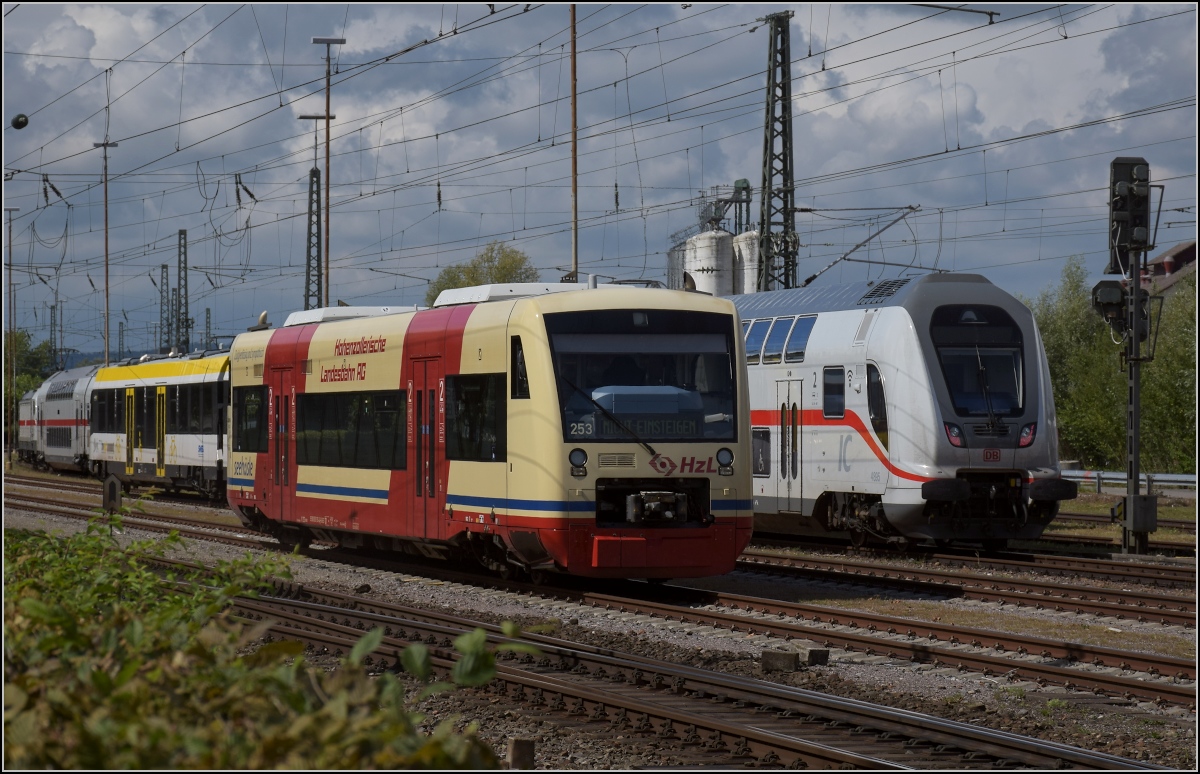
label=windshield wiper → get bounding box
[975,344,1001,430]
[559,374,657,458]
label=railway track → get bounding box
[160,564,1163,770]
[739,550,1196,628]
[7,479,1196,709]
[756,536,1195,590]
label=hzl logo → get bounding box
[649,454,677,476]
[650,455,718,476]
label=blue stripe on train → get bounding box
[446,494,593,512]
[229,477,254,488]
[297,482,389,500]
[447,494,753,512]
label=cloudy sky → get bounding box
[3,3,1196,358]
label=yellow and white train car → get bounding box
[227,284,753,580]
[88,352,230,498]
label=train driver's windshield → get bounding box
[930,305,1025,418]
[545,310,737,443]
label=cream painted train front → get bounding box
[730,274,1077,550]
[226,284,753,579]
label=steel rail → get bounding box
[231,591,1165,770]
[558,590,1196,708]
[739,551,1196,628]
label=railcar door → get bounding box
[410,358,444,540]
[155,385,167,478]
[271,369,294,524]
[774,379,803,512]
[124,387,135,475]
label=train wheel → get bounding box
[934,539,952,550]
[529,569,550,586]
[981,538,1007,553]
[849,529,868,548]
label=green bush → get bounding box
[4,514,502,769]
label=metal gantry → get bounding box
[159,264,170,354]
[756,11,798,291]
[176,229,190,353]
[304,168,323,310]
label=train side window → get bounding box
[823,367,845,419]
[761,317,795,365]
[751,428,771,476]
[511,336,530,399]
[741,319,750,338]
[187,385,202,432]
[446,374,507,462]
[784,316,817,363]
[867,364,889,451]
[201,383,215,433]
[296,390,406,469]
[92,391,110,433]
[744,319,771,365]
[233,386,269,453]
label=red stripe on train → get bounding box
[22,419,88,427]
[748,407,932,483]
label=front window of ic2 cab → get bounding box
[545,309,737,443]
[930,305,1025,418]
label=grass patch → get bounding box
[806,596,1196,660]
[1065,492,1196,522]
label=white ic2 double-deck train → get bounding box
[729,273,1077,549]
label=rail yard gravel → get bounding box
[4,504,1195,769]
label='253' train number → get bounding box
[569,422,594,437]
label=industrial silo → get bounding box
[684,229,734,296]
[733,230,759,295]
[666,242,686,290]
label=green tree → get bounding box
[1140,272,1196,473]
[4,330,56,451]
[1027,258,1195,473]
[425,241,539,307]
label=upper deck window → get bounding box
[784,316,816,363]
[761,317,794,365]
[743,319,771,365]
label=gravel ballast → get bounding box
[4,505,1195,769]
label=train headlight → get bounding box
[569,448,588,477]
[716,447,734,476]
[944,422,966,448]
[1018,422,1037,448]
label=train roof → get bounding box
[725,273,999,318]
[42,363,103,382]
[283,306,419,327]
[432,282,613,307]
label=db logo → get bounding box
[649,454,677,476]
[983,448,1001,462]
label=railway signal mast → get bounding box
[1093,156,1163,554]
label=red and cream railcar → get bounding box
[227,284,753,579]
